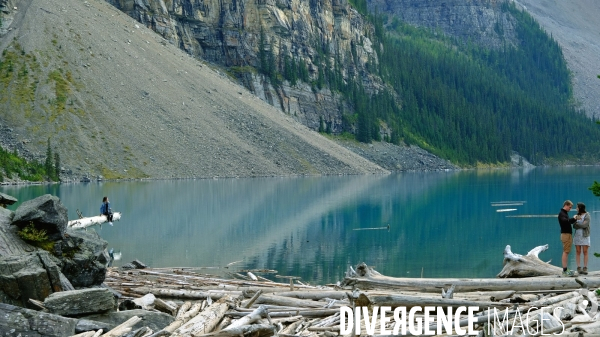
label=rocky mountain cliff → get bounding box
[105,0,382,133]
[103,0,600,130]
[368,0,520,49]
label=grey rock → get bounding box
[121,259,147,270]
[0,302,111,336]
[11,194,68,241]
[0,192,17,207]
[54,229,110,287]
[368,0,519,49]
[83,309,174,332]
[0,207,37,257]
[0,302,77,337]
[43,288,116,316]
[75,319,112,333]
[0,251,64,308]
[0,206,14,225]
[118,298,142,311]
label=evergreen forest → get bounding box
[261,1,600,166]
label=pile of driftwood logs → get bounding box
[94,245,600,337]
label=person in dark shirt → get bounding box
[100,196,114,226]
[558,200,577,276]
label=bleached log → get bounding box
[103,316,142,337]
[343,262,600,292]
[197,323,276,337]
[226,305,269,330]
[361,292,510,309]
[247,272,258,281]
[215,316,233,331]
[229,309,339,318]
[528,290,579,307]
[68,212,122,229]
[279,318,306,335]
[269,315,303,325]
[253,294,329,308]
[498,245,562,277]
[242,290,263,308]
[273,290,347,301]
[155,298,177,316]
[91,329,103,337]
[156,301,203,334]
[171,295,235,337]
[176,302,192,320]
[441,284,455,299]
[129,286,242,300]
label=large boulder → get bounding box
[0,251,64,308]
[0,303,112,336]
[11,194,68,241]
[0,192,17,208]
[54,229,110,287]
[0,206,15,227]
[43,288,116,316]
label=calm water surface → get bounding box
[2,166,600,284]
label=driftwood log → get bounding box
[67,212,122,229]
[100,243,600,337]
[497,244,562,277]
[171,295,235,337]
[343,259,600,292]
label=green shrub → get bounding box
[17,222,55,252]
[17,222,49,242]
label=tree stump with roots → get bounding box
[497,244,562,278]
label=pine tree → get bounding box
[54,150,60,181]
[44,138,53,180]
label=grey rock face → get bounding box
[43,288,116,316]
[54,229,111,288]
[11,194,68,241]
[367,0,519,49]
[0,303,111,336]
[0,251,64,308]
[0,303,78,337]
[105,0,380,135]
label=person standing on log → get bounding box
[573,202,591,275]
[558,200,577,276]
[100,196,114,226]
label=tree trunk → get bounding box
[226,305,269,330]
[103,316,142,337]
[196,323,276,337]
[171,295,235,337]
[68,212,122,229]
[343,262,600,292]
[359,292,511,309]
[497,245,562,277]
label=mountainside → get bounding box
[104,0,381,134]
[1,0,598,180]
[98,0,600,165]
[515,0,600,119]
[367,0,521,49]
[0,0,397,180]
[368,0,600,119]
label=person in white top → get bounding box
[573,202,591,275]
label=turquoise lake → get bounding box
[2,166,600,285]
